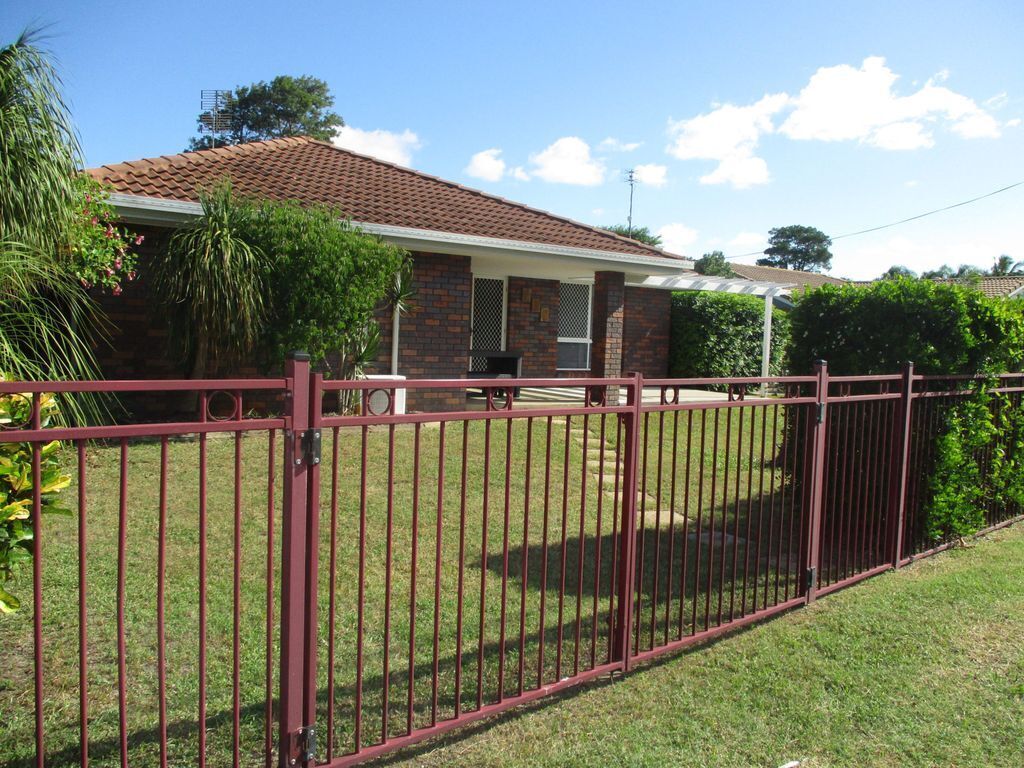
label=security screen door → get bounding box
[470,276,506,372]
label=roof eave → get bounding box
[109,193,692,275]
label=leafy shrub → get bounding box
[0,387,70,613]
[235,199,408,371]
[925,388,1024,542]
[788,278,1024,375]
[669,291,790,379]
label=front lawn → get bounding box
[386,524,1024,767]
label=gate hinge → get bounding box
[295,429,321,466]
[806,566,817,591]
[283,725,317,766]
[816,403,826,424]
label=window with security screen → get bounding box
[557,282,592,370]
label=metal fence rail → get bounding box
[2,358,1023,767]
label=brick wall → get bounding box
[623,286,670,377]
[368,251,472,410]
[505,276,560,377]
[590,271,625,379]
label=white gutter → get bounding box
[108,193,691,274]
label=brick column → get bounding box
[590,271,625,381]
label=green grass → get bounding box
[0,405,809,767]
[382,524,1024,767]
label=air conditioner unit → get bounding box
[363,375,407,415]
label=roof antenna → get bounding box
[199,89,233,148]
[624,168,636,238]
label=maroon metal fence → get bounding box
[2,357,1022,767]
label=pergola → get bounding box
[631,273,795,380]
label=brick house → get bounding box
[88,137,694,409]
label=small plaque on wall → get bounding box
[531,298,541,313]
[540,307,550,322]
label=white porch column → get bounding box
[761,291,775,395]
[390,303,401,375]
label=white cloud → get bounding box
[666,93,789,189]
[333,126,422,166]
[657,222,699,255]
[529,137,605,185]
[633,163,668,187]
[779,57,1000,146]
[1006,118,1023,128]
[511,166,530,181]
[665,57,1002,187]
[465,148,506,182]
[599,137,642,152]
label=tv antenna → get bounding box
[624,169,637,237]
[198,89,234,148]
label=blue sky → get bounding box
[6,0,1023,279]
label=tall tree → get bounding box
[923,264,985,280]
[694,250,735,277]
[757,225,833,272]
[991,255,1023,276]
[601,224,662,247]
[879,265,917,280]
[188,75,344,150]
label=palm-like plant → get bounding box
[0,30,106,422]
[150,183,268,379]
[991,255,1024,277]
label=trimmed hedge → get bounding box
[669,291,790,378]
[787,278,1024,376]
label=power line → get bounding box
[724,180,1024,260]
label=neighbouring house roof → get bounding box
[88,136,681,262]
[929,275,1024,298]
[730,263,848,291]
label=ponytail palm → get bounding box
[151,183,268,378]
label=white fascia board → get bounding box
[109,193,691,276]
[1008,285,1024,299]
[631,274,794,297]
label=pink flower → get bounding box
[128,271,137,281]
[105,267,114,276]
[134,234,145,246]
[85,194,92,202]
[112,285,122,296]
[80,278,89,288]
[91,217,98,225]
[114,257,123,269]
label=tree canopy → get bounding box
[991,255,1023,276]
[600,224,662,247]
[757,225,833,272]
[188,75,344,151]
[879,265,917,280]
[920,264,985,280]
[693,250,735,277]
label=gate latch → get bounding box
[296,429,321,466]
[816,403,826,424]
[283,725,317,766]
[806,566,817,591]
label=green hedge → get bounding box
[787,278,1024,544]
[787,278,1024,376]
[669,291,790,378]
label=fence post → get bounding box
[613,371,642,671]
[888,361,915,568]
[804,360,829,604]
[278,352,315,767]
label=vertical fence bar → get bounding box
[805,361,829,603]
[613,373,642,669]
[78,441,90,768]
[888,362,915,567]
[278,352,312,766]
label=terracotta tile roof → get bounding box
[88,137,679,260]
[930,275,1024,298]
[730,263,848,290]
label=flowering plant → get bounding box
[64,175,141,294]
